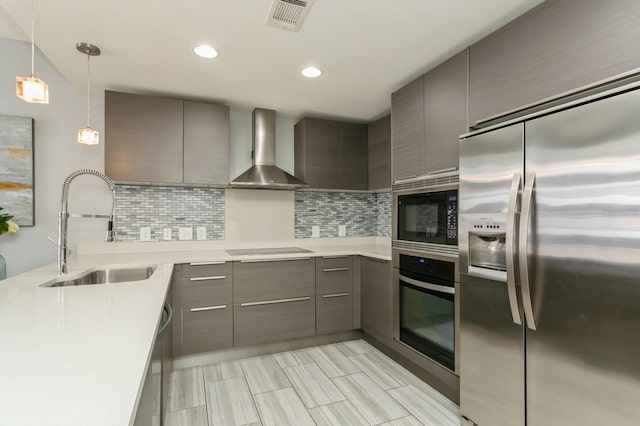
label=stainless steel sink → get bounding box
[40,266,157,287]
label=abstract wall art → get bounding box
[0,116,34,226]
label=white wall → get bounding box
[0,37,298,278]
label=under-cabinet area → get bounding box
[171,256,374,356]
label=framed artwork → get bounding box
[0,116,34,226]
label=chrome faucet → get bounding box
[57,169,116,275]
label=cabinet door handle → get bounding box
[366,257,388,263]
[322,267,350,272]
[321,255,349,259]
[322,293,350,298]
[189,275,226,281]
[189,261,225,266]
[240,257,311,263]
[240,296,311,307]
[190,305,226,312]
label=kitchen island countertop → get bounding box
[0,240,390,426]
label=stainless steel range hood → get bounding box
[229,108,308,190]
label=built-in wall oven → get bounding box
[392,172,460,374]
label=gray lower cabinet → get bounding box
[233,258,316,347]
[182,305,233,355]
[469,0,640,126]
[316,256,354,335]
[368,115,391,190]
[172,262,233,357]
[234,297,316,346]
[361,257,392,343]
[391,76,425,182]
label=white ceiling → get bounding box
[0,0,543,122]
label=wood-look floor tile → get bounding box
[337,339,375,357]
[274,349,314,369]
[167,367,206,412]
[308,400,369,426]
[284,362,345,408]
[350,352,404,390]
[388,385,460,426]
[241,355,291,394]
[205,377,260,426]
[203,361,244,383]
[254,388,315,426]
[365,349,422,387]
[164,406,208,426]
[380,415,425,426]
[332,372,409,424]
[306,345,361,378]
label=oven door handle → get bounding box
[399,274,455,295]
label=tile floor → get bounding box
[166,339,461,426]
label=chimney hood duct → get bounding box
[229,108,308,190]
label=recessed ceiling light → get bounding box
[193,44,218,59]
[301,66,322,78]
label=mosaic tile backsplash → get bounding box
[295,191,391,238]
[114,185,225,241]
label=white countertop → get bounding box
[0,241,390,426]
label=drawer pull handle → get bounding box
[189,261,225,266]
[240,296,311,307]
[366,257,388,263]
[240,257,311,263]
[322,267,350,272]
[321,255,349,259]
[322,293,350,298]
[189,275,226,281]
[190,305,226,312]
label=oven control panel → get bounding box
[446,197,458,241]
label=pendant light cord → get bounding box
[30,0,35,76]
[87,53,91,127]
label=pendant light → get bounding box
[76,42,100,146]
[16,0,49,103]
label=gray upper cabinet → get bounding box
[105,91,230,185]
[469,0,640,126]
[424,50,467,174]
[338,123,368,190]
[105,91,184,183]
[295,117,369,190]
[294,118,340,189]
[183,101,230,185]
[391,76,424,182]
[368,115,391,190]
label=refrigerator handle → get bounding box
[519,173,537,330]
[505,174,522,325]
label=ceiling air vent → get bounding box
[266,0,315,31]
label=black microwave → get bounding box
[395,189,458,245]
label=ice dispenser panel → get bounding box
[468,223,507,282]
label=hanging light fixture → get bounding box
[16,0,49,103]
[76,42,100,146]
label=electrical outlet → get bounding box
[140,227,151,241]
[196,227,207,240]
[338,225,346,237]
[178,227,193,240]
[163,228,172,240]
[312,226,320,238]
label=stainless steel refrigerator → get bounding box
[458,82,640,426]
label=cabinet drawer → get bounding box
[233,297,315,346]
[180,276,232,308]
[316,256,353,294]
[181,261,231,278]
[182,305,232,356]
[233,258,315,303]
[316,293,353,335]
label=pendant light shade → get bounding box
[16,0,49,104]
[76,42,100,146]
